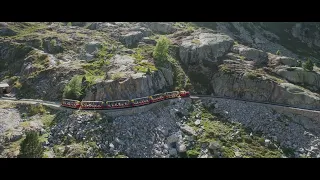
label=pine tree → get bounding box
[18,131,44,158]
[153,36,170,62]
[303,58,314,71]
[63,75,83,100]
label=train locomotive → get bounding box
[61,91,190,110]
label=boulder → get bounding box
[85,41,102,54]
[180,125,196,136]
[168,148,178,156]
[120,31,144,47]
[277,56,299,67]
[177,143,187,153]
[167,133,179,144]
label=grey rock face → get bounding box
[232,45,268,65]
[141,22,176,34]
[179,32,234,65]
[211,72,320,109]
[275,67,320,91]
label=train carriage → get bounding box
[179,90,190,97]
[61,99,81,109]
[131,96,151,107]
[150,93,165,103]
[164,91,180,99]
[106,100,131,109]
[81,101,104,109]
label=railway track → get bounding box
[1,95,320,113]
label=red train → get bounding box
[61,91,190,110]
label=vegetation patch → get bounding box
[41,114,56,128]
[132,45,158,73]
[219,64,233,74]
[303,58,314,71]
[246,71,262,80]
[7,22,47,39]
[18,131,44,158]
[191,39,201,45]
[28,104,47,116]
[185,101,284,158]
[111,72,125,81]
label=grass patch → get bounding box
[7,22,47,39]
[186,149,200,158]
[219,64,233,74]
[133,63,157,73]
[41,114,55,128]
[111,72,125,81]
[131,45,158,73]
[246,71,262,80]
[191,39,201,45]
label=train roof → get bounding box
[132,96,149,100]
[62,99,80,101]
[164,91,179,94]
[81,101,103,102]
[152,93,163,96]
[107,100,130,103]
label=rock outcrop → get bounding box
[141,22,176,34]
[275,67,320,91]
[231,45,268,65]
[211,72,320,109]
[0,23,17,36]
[179,32,234,65]
[84,69,173,101]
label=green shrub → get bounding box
[28,104,46,116]
[276,50,281,55]
[50,39,57,47]
[186,149,200,158]
[18,131,44,158]
[303,58,314,71]
[63,75,83,100]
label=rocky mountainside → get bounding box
[1,22,320,108]
[1,22,320,158]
